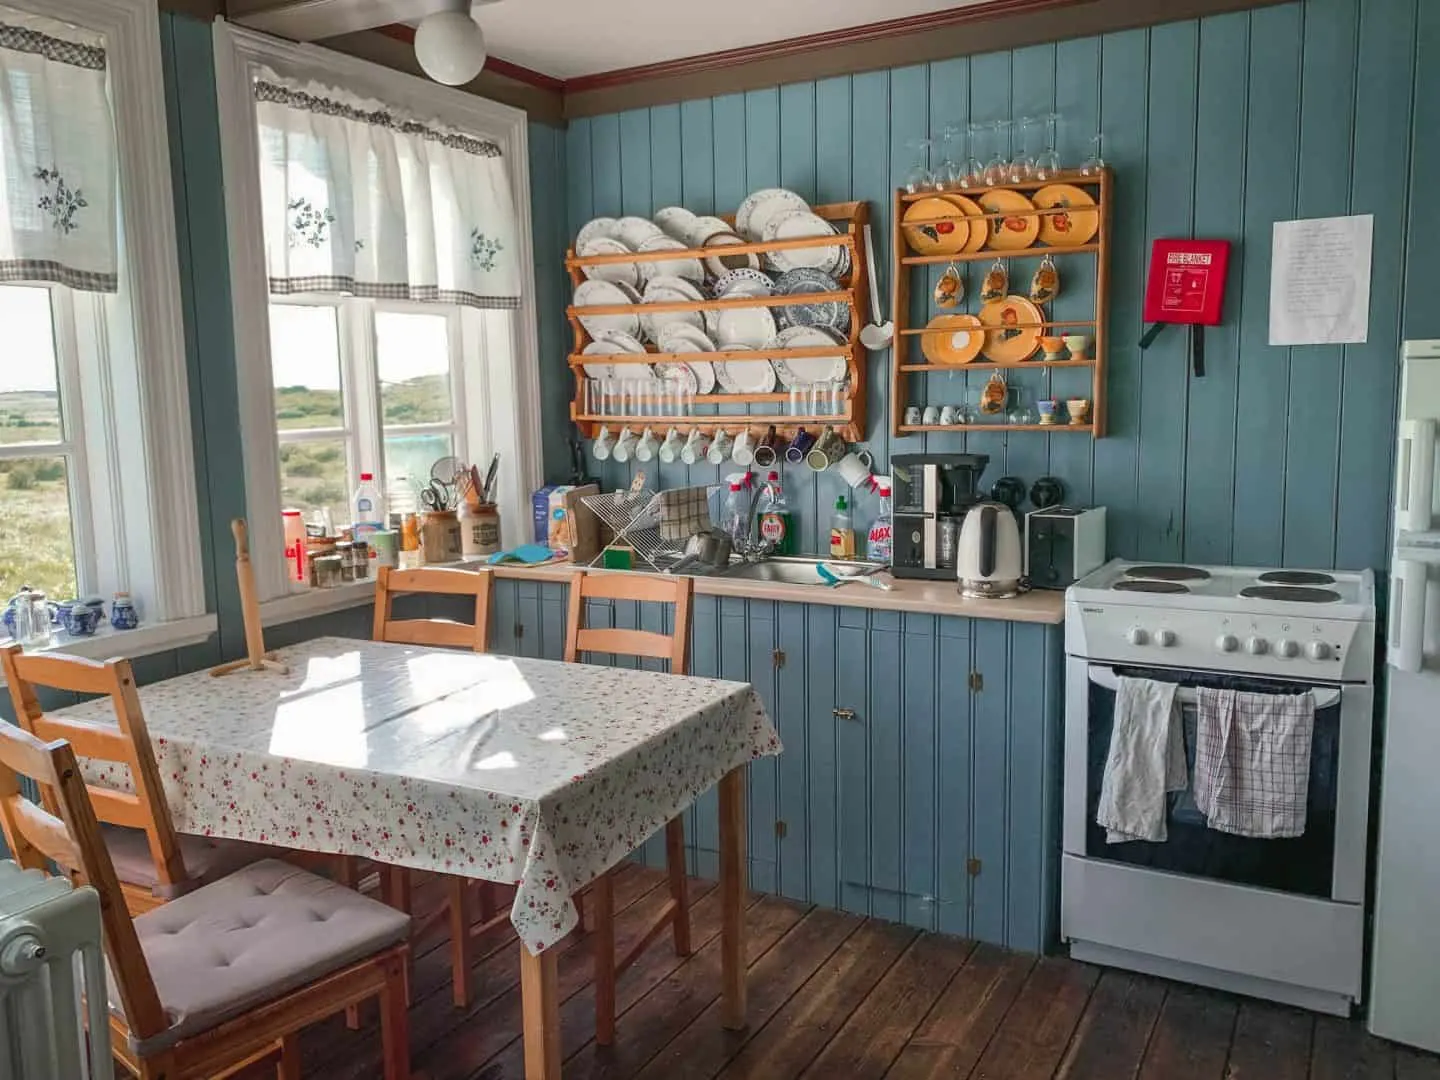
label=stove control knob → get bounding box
[1127,627,1149,646]
[1246,636,1269,655]
[1215,634,1239,653]
[1307,641,1333,661]
[1155,629,1177,647]
[1275,639,1299,658]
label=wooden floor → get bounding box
[258,865,1439,1080]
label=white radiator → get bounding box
[0,860,113,1080]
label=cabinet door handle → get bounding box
[833,707,857,722]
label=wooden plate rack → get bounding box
[890,168,1112,437]
[565,201,870,443]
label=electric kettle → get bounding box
[956,502,1024,598]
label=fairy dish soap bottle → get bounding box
[757,471,797,555]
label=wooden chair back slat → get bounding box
[373,566,493,653]
[563,570,693,674]
[0,723,168,1039]
[1,646,189,888]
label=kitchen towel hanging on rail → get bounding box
[1096,677,1188,844]
[1194,687,1315,839]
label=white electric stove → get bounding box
[1062,559,1377,1016]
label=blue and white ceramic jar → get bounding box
[110,592,138,630]
[57,600,101,637]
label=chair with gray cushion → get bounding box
[0,721,414,1080]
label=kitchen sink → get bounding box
[715,557,884,586]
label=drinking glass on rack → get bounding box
[602,377,620,418]
[1034,112,1063,180]
[984,120,1011,186]
[937,124,964,190]
[1009,116,1039,183]
[1080,132,1106,176]
[962,123,987,188]
[904,137,937,194]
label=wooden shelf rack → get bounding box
[566,201,870,443]
[890,168,1112,438]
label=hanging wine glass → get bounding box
[1009,116,1039,184]
[983,120,1010,186]
[1079,132,1106,176]
[938,124,966,190]
[1034,112,1063,180]
[904,137,937,194]
[962,122,986,188]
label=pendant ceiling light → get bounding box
[414,2,487,86]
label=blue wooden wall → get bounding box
[548,0,1440,571]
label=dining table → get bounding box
[60,635,782,1079]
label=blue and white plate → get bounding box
[772,268,846,332]
[771,325,848,388]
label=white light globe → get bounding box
[414,10,487,86]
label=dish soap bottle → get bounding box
[723,480,749,551]
[866,483,894,565]
[757,471,796,555]
[829,494,856,559]
[352,471,385,540]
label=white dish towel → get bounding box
[1194,687,1315,838]
[1096,677,1188,844]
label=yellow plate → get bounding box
[902,197,970,256]
[1034,184,1099,246]
[979,295,1044,363]
[920,314,985,365]
[943,193,989,253]
[977,188,1040,251]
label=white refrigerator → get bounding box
[1370,339,1440,1050]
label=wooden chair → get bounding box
[0,646,272,916]
[563,568,694,1046]
[0,720,413,1079]
[371,564,509,1008]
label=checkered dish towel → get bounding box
[1096,677,1188,844]
[1194,687,1314,839]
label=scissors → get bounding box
[420,479,449,511]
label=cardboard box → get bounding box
[548,484,599,562]
[531,485,563,544]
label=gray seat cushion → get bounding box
[102,824,274,899]
[117,859,410,1056]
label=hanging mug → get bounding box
[707,428,735,464]
[611,426,639,463]
[658,427,685,463]
[933,262,963,309]
[833,448,874,488]
[786,427,816,464]
[732,428,756,467]
[592,425,615,461]
[753,425,783,468]
[680,429,711,465]
[806,427,845,471]
[1029,254,1059,304]
[980,258,1008,302]
[634,427,660,463]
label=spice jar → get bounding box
[351,539,370,579]
[307,540,337,588]
[312,554,343,588]
[335,541,355,583]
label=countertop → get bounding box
[485,561,1066,625]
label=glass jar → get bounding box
[312,554,343,588]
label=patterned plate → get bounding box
[716,350,778,394]
[616,216,665,250]
[703,230,761,277]
[577,236,639,287]
[573,279,641,340]
[772,268,847,333]
[657,323,719,393]
[919,314,985,365]
[637,235,705,285]
[581,329,650,380]
[713,268,775,298]
[737,187,810,241]
[686,215,733,247]
[978,294,1044,363]
[653,206,699,242]
[901,197,970,256]
[576,216,621,250]
[1033,184,1099,247]
[945,194,989,253]
[771,325,848,386]
[715,305,777,350]
[762,210,843,274]
[977,189,1040,251]
[640,283,705,345]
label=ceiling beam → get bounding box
[228,0,458,41]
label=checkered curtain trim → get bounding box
[0,260,116,292]
[0,23,105,70]
[268,276,521,311]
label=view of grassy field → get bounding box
[0,390,77,600]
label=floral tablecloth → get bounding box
[60,636,780,954]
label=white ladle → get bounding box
[859,222,894,351]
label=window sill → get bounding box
[0,613,218,685]
[260,579,378,627]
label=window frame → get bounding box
[213,21,544,613]
[0,0,211,652]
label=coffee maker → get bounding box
[889,453,990,579]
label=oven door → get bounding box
[1062,657,1372,904]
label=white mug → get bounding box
[904,405,922,426]
[611,426,638,463]
[592,425,614,461]
[732,428,756,466]
[834,449,875,489]
[658,427,685,463]
[680,429,711,465]
[707,428,734,465]
[939,405,958,425]
[634,426,660,462]
[922,405,941,426]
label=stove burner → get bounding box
[1239,585,1342,603]
[1124,565,1211,582]
[1258,570,1336,586]
[1113,580,1190,594]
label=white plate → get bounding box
[657,324,717,392]
[686,215,732,247]
[762,210,842,274]
[577,236,639,287]
[581,330,650,380]
[653,206,699,241]
[717,353,777,394]
[640,284,705,344]
[703,231,761,277]
[573,279,641,340]
[737,187,810,241]
[715,304,776,350]
[616,216,664,249]
[713,268,775,297]
[771,325,848,386]
[637,239,705,285]
[576,216,621,250]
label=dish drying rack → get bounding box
[565,201,871,444]
[580,485,720,573]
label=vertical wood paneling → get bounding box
[901,613,938,931]
[746,599,779,895]
[835,606,869,915]
[853,70,892,469]
[1134,20,1198,562]
[775,603,810,901]
[805,603,839,908]
[934,619,973,938]
[1005,621,1050,952]
[867,610,904,922]
[1282,0,1357,569]
[1402,1,1440,342]
[689,595,721,879]
[969,619,1010,944]
[1183,12,1249,565]
[1231,4,1303,565]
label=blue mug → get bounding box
[58,601,101,637]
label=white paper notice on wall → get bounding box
[1268,214,1374,346]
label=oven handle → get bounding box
[1087,666,1342,709]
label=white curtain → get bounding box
[0,8,118,292]
[254,69,520,309]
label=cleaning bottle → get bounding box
[866,483,894,565]
[829,494,856,559]
[757,471,796,555]
[352,472,385,540]
[722,480,749,551]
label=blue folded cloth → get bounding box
[486,544,558,565]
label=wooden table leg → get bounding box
[719,765,747,1031]
[520,946,561,1080]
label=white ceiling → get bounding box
[468,0,985,79]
